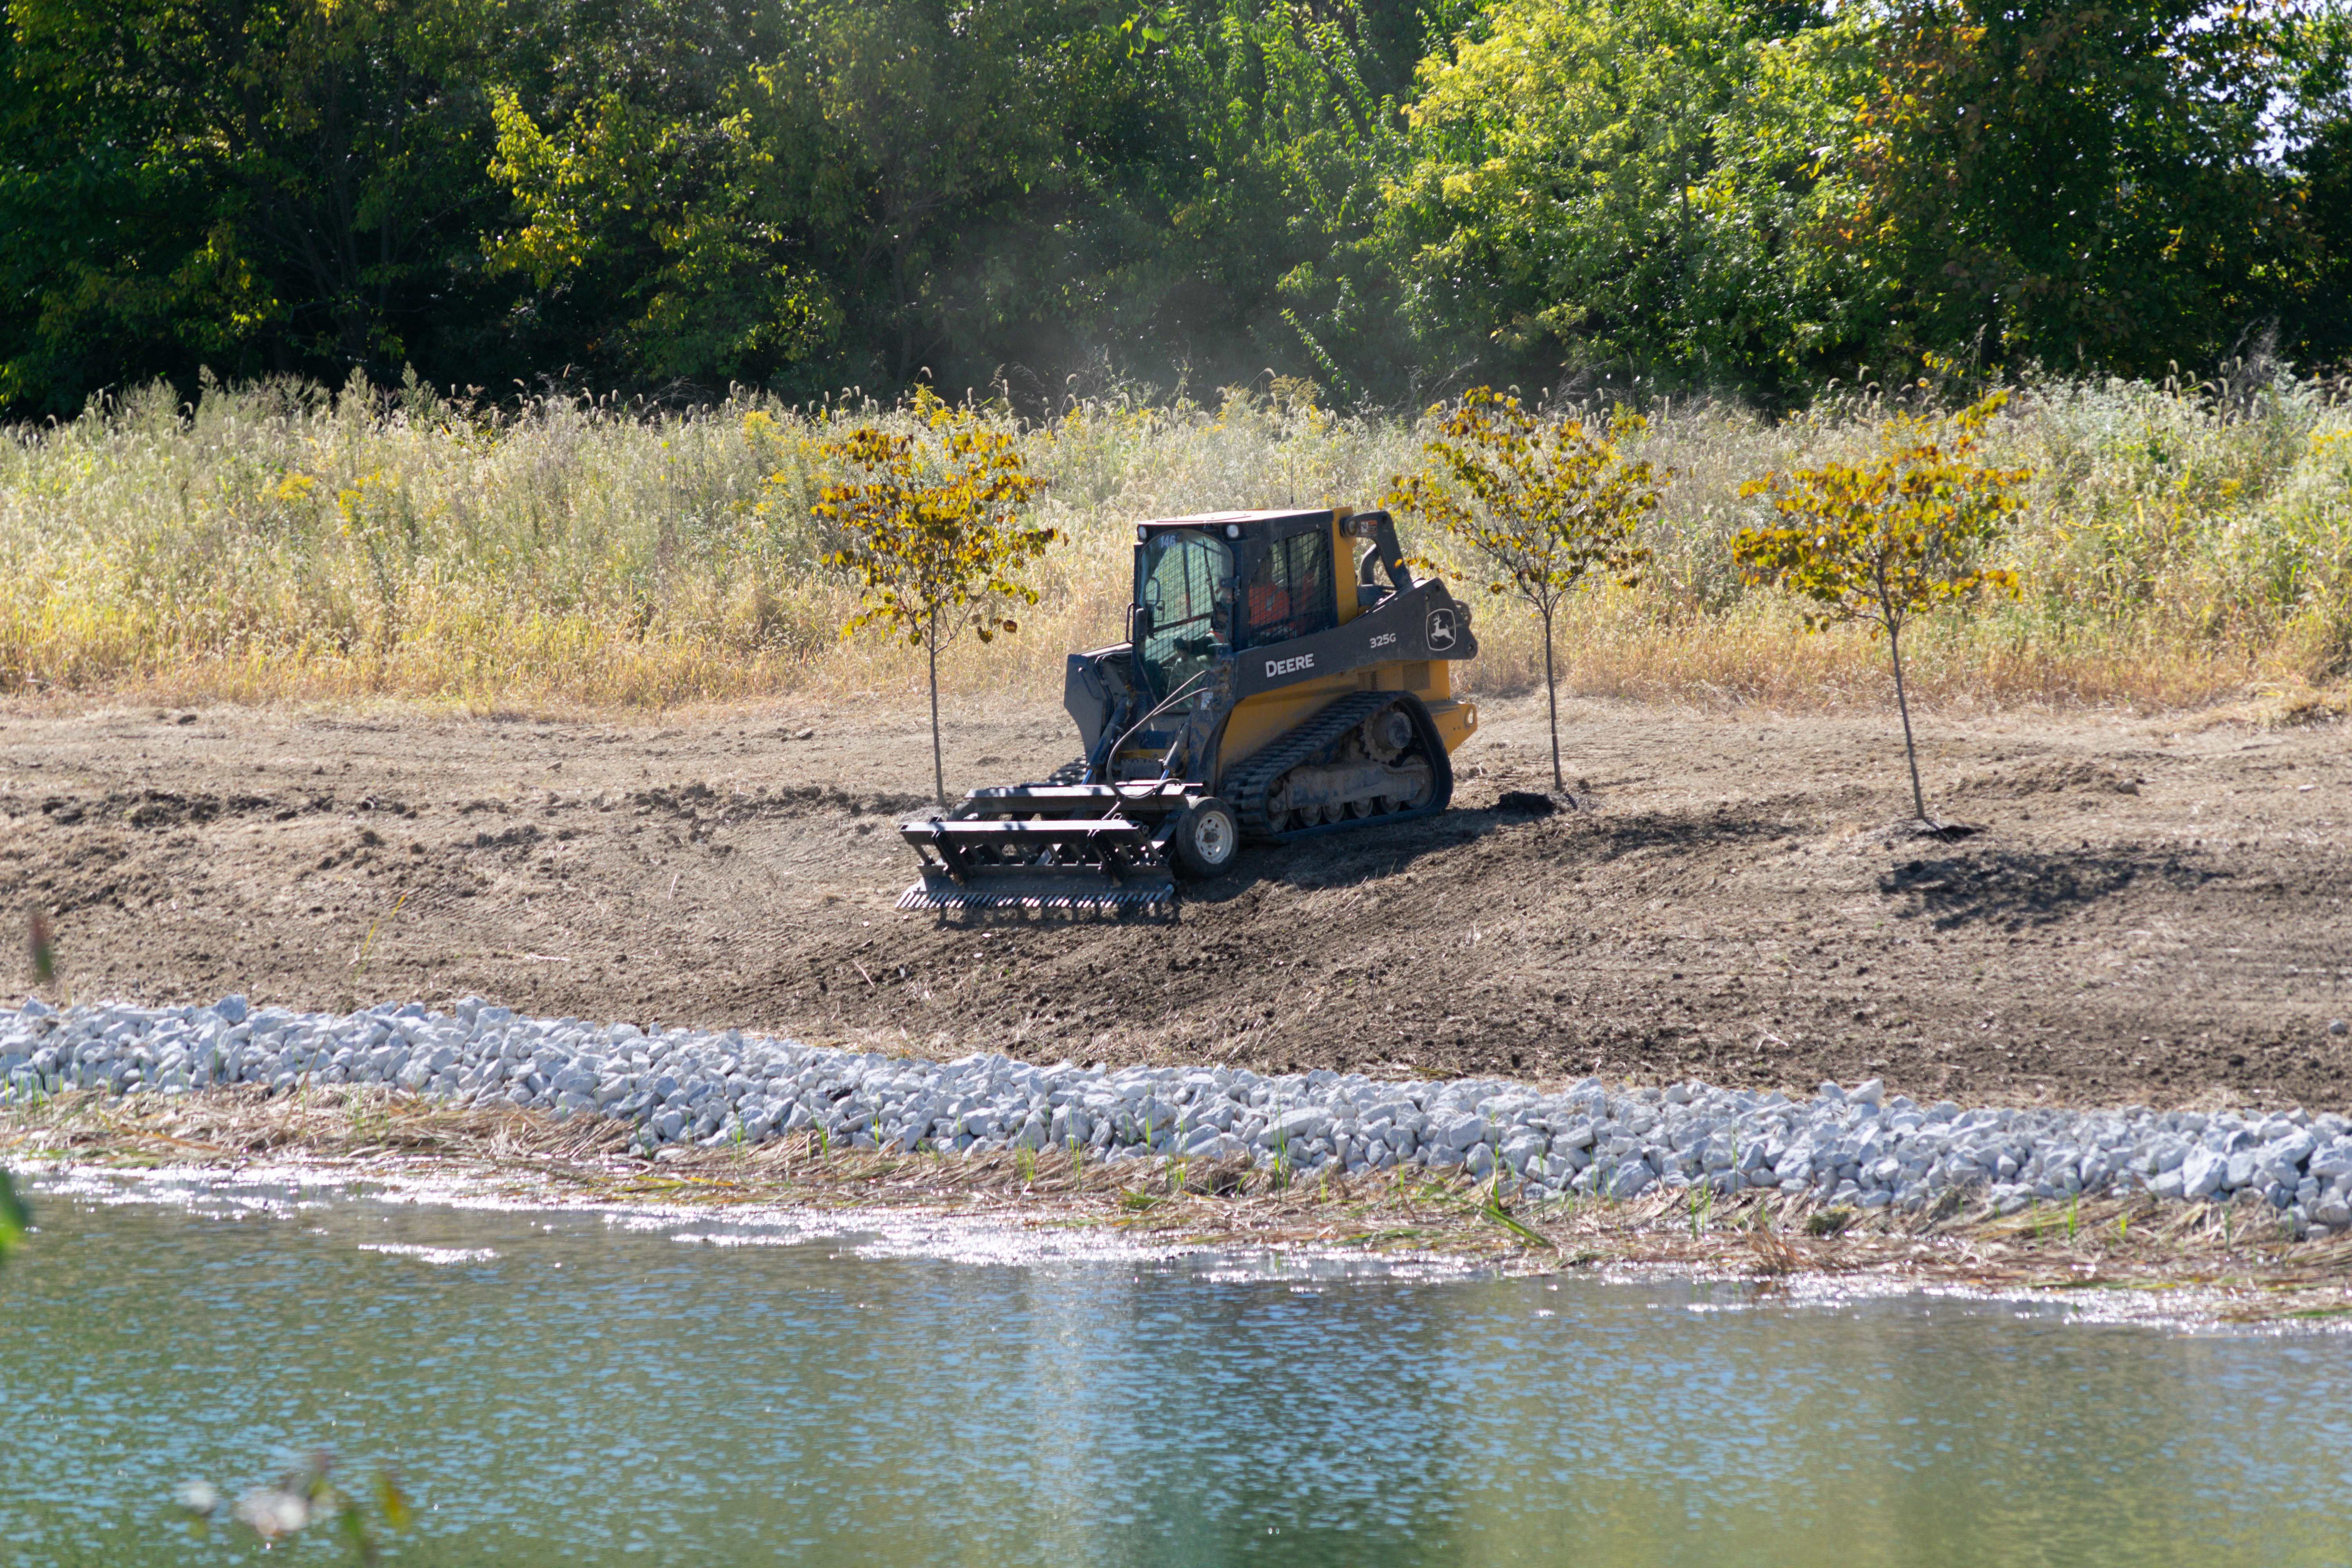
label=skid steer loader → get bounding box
[897,505,1480,910]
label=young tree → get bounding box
[1732,390,2029,824]
[1386,386,1664,793]
[813,393,1056,806]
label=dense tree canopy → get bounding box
[2,0,2346,416]
[1373,0,1882,397]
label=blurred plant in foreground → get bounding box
[0,1169,25,1261]
[174,1453,413,1563]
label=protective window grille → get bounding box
[1143,536,1226,627]
[1137,532,1234,704]
[1244,529,1336,650]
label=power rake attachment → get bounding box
[896,784,1229,913]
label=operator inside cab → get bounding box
[1243,526,1336,649]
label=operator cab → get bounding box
[1132,510,1342,706]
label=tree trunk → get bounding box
[1888,621,1928,822]
[927,610,946,808]
[1543,604,1564,793]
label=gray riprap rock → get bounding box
[1271,1108,1329,1146]
[1431,1112,1486,1152]
[1603,1161,1655,1200]
[1499,1133,1546,1174]
[2181,1148,2227,1200]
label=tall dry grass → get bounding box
[1,368,2345,714]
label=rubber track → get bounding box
[1224,691,1401,840]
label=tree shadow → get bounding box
[1878,848,2226,932]
[1573,806,1815,864]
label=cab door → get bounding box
[1134,530,1236,705]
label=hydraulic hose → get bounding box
[1093,669,1213,799]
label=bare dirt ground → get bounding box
[2,691,2346,1112]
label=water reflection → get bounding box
[2,1174,2346,1567]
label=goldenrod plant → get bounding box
[810,391,1056,804]
[1732,390,2031,823]
[1387,387,1666,791]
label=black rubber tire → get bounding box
[1171,797,1241,878]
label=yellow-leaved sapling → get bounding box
[1387,387,1664,793]
[1732,390,2030,825]
[812,392,1057,805]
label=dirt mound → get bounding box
[1954,759,2143,798]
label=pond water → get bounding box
[4,1171,2348,1567]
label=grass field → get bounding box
[2,368,2346,715]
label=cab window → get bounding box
[1243,527,1336,650]
[1134,530,1235,703]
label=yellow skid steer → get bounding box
[898,506,1480,909]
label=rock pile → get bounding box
[5,997,2348,1234]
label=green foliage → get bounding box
[6,0,2349,412]
[1387,386,1664,787]
[0,0,510,412]
[813,390,1057,801]
[484,74,842,383]
[1376,0,1879,396]
[0,1168,27,1261]
[1732,388,2031,816]
[1843,0,2325,379]
[2283,4,2352,363]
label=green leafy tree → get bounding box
[1845,0,2315,376]
[1732,390,2029,824]
[1373,0,1878,397]
[2278,0,2352,365]
[813,394,1056,804]
[810,0,1072,385]
[478,0,862,389]
[1386,387,1663,792]
[485,78,845,385]
[0,0,508,410]
[1118,0,1412,399]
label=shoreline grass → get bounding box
[7,1085,2348,1326]
[1,372,2347,717]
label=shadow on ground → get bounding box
[1879,848,2227,932]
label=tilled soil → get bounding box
[2,693,2347,1111]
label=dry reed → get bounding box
[2,370,2346,715]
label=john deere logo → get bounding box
[1426,608,1457,650]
